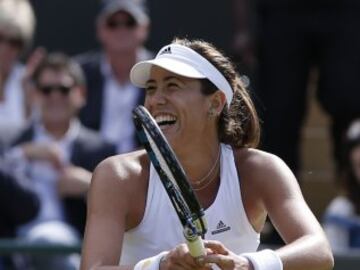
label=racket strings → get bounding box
[134,106,208,238]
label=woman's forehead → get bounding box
[148,66,193,82]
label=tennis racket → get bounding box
[133,105,207,258]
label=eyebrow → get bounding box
[146,76,184,85]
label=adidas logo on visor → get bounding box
[159,46,172,55]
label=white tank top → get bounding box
[119,144,260,265]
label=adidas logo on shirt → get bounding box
[211,220,231,235]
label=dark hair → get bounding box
[33,52,86,87]
[341,119,360,214]
[172,38,260,148]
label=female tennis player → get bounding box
[80,38,334,270]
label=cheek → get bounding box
[144,96,150,107]
[0,46,19,64]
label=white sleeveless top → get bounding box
[119,144,260,265]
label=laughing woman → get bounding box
[80,38,334,270]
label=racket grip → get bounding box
[186,236,206,258]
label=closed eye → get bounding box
[145,85,156,94]
[167,82,180,90]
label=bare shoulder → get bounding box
[233,148,301,200]
[89,149,150,207]
[92,149,149,185]
[234,148,289,175]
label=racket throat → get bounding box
[183,224,206,258]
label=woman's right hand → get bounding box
[159,243,213,270]
[196,241,253,270]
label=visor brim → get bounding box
[130,58,206,88]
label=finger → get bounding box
[25,47,47,75]
[199,254,233,268]
[203,241,229,255]
[169,244,199,270]
[169,259,196,270]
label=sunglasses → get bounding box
[38,84,73,96]
[106,17,137,30]
[0,34,23,48]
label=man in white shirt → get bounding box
[77,0,152,154]
[5,53,116,270]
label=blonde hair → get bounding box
[0,0,35,48]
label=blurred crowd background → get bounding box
[1,0,360,269]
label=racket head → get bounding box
[132,105,207,236]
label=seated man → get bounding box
[4,53,116,270]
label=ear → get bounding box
[208,91,226,115]
[73,85,86,109]
[136,22,150,43]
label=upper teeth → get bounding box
[154,114,177,124]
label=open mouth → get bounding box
[154,114,177,129]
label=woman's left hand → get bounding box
[196,241,253,270]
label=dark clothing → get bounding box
[257,0,360,10]
[76,51,148,153]
[0,170,39,238]
[255,4,360,174]
[76,51,145,130]
[10,123,116,235]
[0,170,40,269]
[76,51,109,132]
[0,124,22,155]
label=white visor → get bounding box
[130,44,233,107]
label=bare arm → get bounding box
[257,152,334,270]
[80,157,134,270]
[200,150,334,270]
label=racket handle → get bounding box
[186,235,206,258]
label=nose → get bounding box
[145,88,167,108]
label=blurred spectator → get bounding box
[76,0,152,154]
[0,0,35,130]
[239,0,360,176]
[3,53,116,269]
[323,119,360,252]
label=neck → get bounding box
[178,142,222,188]
[42,120,72,140]
[105,49,138,84]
